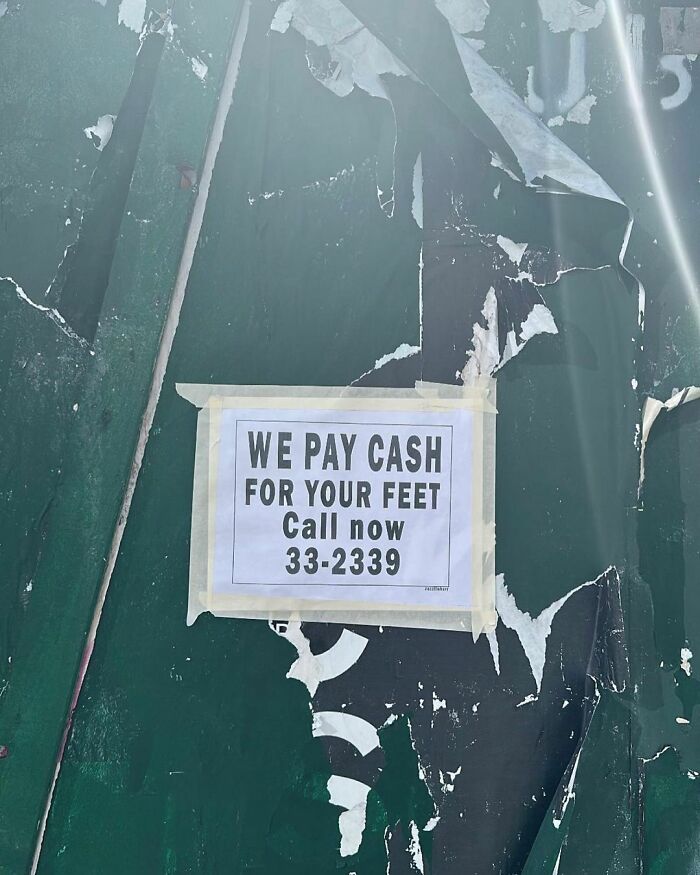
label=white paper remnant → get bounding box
[327,775,371,857]
[538,0,606,34]
[435,0,490,34]
[118,0,146,32]
[84,114,115,151]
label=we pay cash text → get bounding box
[243,428,444,542]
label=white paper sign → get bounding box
[211,406,474,608]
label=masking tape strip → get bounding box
[179,381,497,635]
[187,404,211,625]
[176,379,497,413]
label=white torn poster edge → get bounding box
[462,288,558,382]
[178,380,497,638]
[272,0,621,206]
[313,711,380,755]
[327,775,371,857]
[495,568,609,694]
[355,342,421,383]
[450,29,622,203]
[272,621,368,696]
[639,387,700,491]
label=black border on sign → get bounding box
[229,417,455,590]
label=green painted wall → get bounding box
[1,1,700,873]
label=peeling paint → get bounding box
[275,0,620,206]
[7,0,692,869]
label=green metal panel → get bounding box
[0,0,245,869]
[1,1,700,873]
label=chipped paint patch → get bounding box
[438,765,462,794]
[118,0,146,33]
[408,821,425,872]
[434,0,490,34]
[83,114,115,152]
[496,235,527,265]
[190,56,208,82]
[566,94,597,124]
[538,0,606,34]
[432,691,446,713]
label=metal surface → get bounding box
[1,1,700,872]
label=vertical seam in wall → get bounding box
[29,3,252,870]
